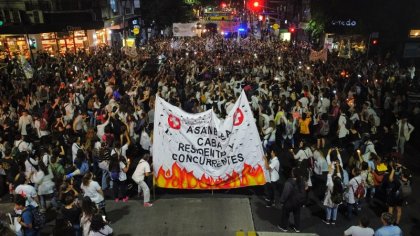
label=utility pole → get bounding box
[122,0,129,46]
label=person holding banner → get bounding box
[132,154,153,207]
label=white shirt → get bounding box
[338,114,349,138]
[81,180,104,204]
[72,143,81,163]
[15,140,32,153]
[24,158,38,182]
[362,141,377,162]
[15,184,38,207]
[18,115,33,136]
[132,160,151,183]
[344,225,374,236]
[119,161,127,181]
[34,119,50,137]
[32,168,55,195]
[294,148,313,162]
[88,225,113,236]
[140,131,151,151]
[347,175,364,204]
[268,157,280,182]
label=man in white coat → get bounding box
[396,116,415,155]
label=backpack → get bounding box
[353,179,366,199]
[50,163,65,184]
[319,120,330,136]
[110,169,120,181]
[40,118,48,131]
[366,171,375,187]
[360,141,372,154]
[11,142,23,160]
[344,115,353,130]
[23,206,46,231]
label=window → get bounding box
[33,11,40,24]
[25,2,34,11]
[12,10,20,23]
[110,0,118,12]
[39,1,51,11]
[409,30,420,39]
[4,9,11,23]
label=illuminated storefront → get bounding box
[0,35,30,57]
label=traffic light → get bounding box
[0,20,3,26]
[289,27,295,33]
[248,0,262,12]
[220,2,227,8]
[372,39,378,45]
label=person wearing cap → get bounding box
[374,212,402,236]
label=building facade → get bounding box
[0,0,140,58]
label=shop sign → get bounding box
[331,19,357,27]
[66,26,82,32]
[133,26,140,35]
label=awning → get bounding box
[0,21,104,35]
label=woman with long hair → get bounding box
[262,120,276,152]
[322,165,344,225]
[88,213,113,236]
[109,152,130,202]
[81,196,99,236]
[61,194,82,236]
[81,172,107,219]
[316,113,329,149]
[32,158,55,211]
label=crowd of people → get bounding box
[0,34,417,236]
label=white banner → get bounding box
[173,23,197,37]
[309,48,328,62]
[153,91,267,189]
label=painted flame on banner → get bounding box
[155,162,266,189]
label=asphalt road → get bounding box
[153,144,420,236]
[1,145,419,236]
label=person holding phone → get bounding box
[88,214,113,236]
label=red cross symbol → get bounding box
[168,114,181,130]
[233,108,244,126]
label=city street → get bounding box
[2,145,417,236]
